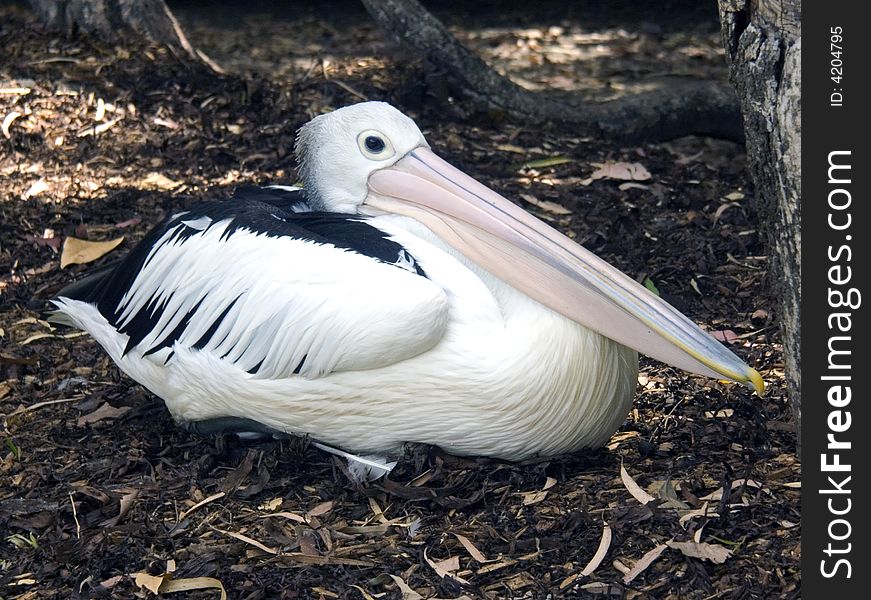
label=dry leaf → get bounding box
[523,156,573,169]
[678,501,719,526]
[433,556,460,573]
[258,498,282,511]
[424,548,468,584]
[521,490,548,505]
[139,172,181,190]
[178,491,225,521]
[519,193,572,215]
[590,161,652,182]
[134,572,227,599]
[213,527,278,555]
[711,330,739,344]
[667,540,732,564]
[24,178,49,199]
[306,500,334,518]
[77,117,121,137]
[454,533,489,563]
[699,478,768,501]
[496,143,526,154]
[61,236,124,268]
[160,577,226,599]
[620,462,656,505]
[134,572,165,594]
[77,403,131,426]
[388,575,423,600]
[262,511,307,524]
[622,543,668,584]
[580,522,612,576]
[2,111,22,138]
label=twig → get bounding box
[3,396,83,418]
[69,492,81,540]
[328,80,368,101]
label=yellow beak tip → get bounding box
[747,369,765,395]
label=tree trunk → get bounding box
[361,0,743,142]
[27,0,203,63]
[718,0,801,455]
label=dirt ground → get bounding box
[1,1,799,598]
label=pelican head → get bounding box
[294,101,764,394]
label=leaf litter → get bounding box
[0,3,796,598]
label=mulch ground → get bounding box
[1,2,799,598]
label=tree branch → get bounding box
[361,0,742,141]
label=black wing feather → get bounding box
[55,186,428,365]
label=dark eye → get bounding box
[365,135,386,153]
[357,130,395,160]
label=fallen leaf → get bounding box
[424,548,468,583]
[161,577,226,598]
[2,111,22,138]
[519,193,572,215]
[523,155,573,169]
[496,143,526,154]
[433,555,460,573]
[713,202,741,224]
[622,543,669,584]
[99,575,123,590]
[620,462,656,505]
[61,236,124,268]
[590,161,652,182]
[23,178,49,199]
[699,478,769,501]
[710,330,739,344]
[666,540,732,564]
[521,490,548,505]
[77,117,121,137]
[133,572,227,599]
[115,217,142,229]
[258,498,282,511]
[77,403,131,426]
[139,172,181,190]
[643,277,660,296]
[454,533,489,563]
[134,573,164,594]
[678,501,720,526]
[213,527,278,555]
[179,491,225,521]
[580,522,612,576]
[261,511,307,524]
[306,500,334,518]
[388,575,423,600]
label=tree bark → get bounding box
[27,0,200,62]
[718,0,801,455]
[361,0,743,142]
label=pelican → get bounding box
[51,101,763,470]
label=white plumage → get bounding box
[52,101,761,469]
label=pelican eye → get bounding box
[357,130,395,160]
[365,136,384,152]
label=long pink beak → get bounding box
[365,147,764,394]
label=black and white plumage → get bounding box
[52,101,763,471]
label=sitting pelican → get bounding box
[51,101,763,471]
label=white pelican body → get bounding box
[53,102,761,463]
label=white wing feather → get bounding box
[97,219,450,379]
